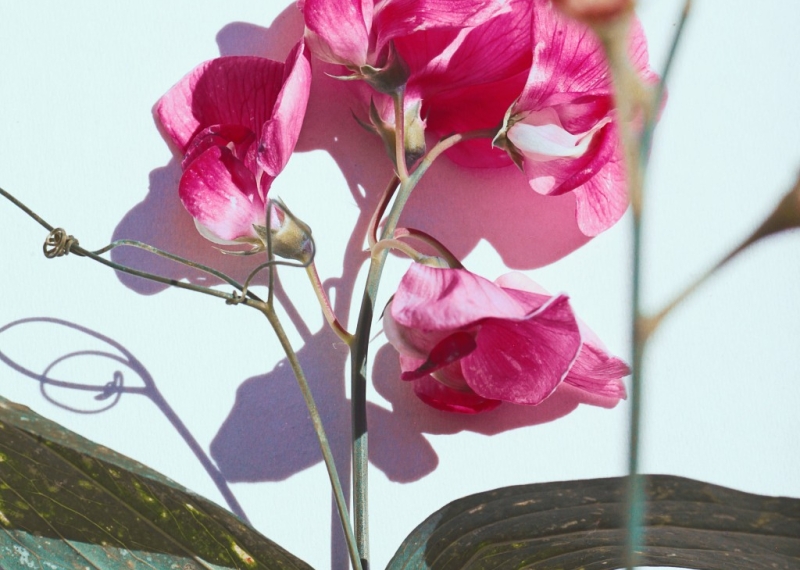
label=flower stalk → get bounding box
[256,299,363,570]
[350,123,496,566]
[595,2,691,567]
[306,262,354,345]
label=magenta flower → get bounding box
[155,42,311,250]
[303,0,653,236]
[301,0,526,165]
[384,263,628,414]
[495,1,654,235]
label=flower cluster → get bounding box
[156,0,653,415]
[304,0,653,235]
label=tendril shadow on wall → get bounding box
[0,317,248,522]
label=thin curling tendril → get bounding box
[43,228,83,258]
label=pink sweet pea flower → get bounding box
[384,263,628,414]
[304,0,653,236]
[494,1,654,235]
[302,0,527,164]
[156,41,311,250]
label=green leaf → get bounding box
[388,474,800,570]
[0,395,314,570]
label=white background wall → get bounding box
[1,1,798,569]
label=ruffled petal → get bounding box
[518,0,612,110]
[373,0,511,56]
[408,0,531,92]
[258,41,312,177]
[524,118,617,197]
[384,303,454,360]
[178,146,267,241]
[391,264,529,330]
[303,0,370,65]
[564,342,629,401]
[421,71,528,167]
[461,295,581,405]
[403,0,531,160]
[412,374,501,414]
[572,151,628,236]
[494,272,550,295]
[156,56,286,152]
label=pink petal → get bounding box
[518,0,613,110]
[412,374,501,414]
[494,272,550,295]
[390,264,530,331]
[373,0,511,57]
[156,56,285,153]
[408,0,531,93]
[508,107,610,161]
[461,295,581,405]
[384,302,454,360]
[401,0,531,163]
[498,287,551,315]
[178,146,268,241]
[400,331,477,381]
[572,151,628,236]
[258,41,312,177]
[303,0,370,65]
[182,125,256,171]
[524,118,618,197]
[564,342,629,400]
[420,72,528,167]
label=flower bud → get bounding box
[368,99,427,169]
[254,199,314,263]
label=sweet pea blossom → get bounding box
[494,0,653,235]
[384,263,628,414]
[303,0,653,235]
[155,42,311,250]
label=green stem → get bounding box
[260,301,362,570]
[370,238,427,262]
[623,3,691,568]
[392,227,463,269]
[392,87,409,182]
[349,129,491,567]
[305,263,354,345]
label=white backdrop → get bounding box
[1,1,799,569]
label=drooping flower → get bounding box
[494,1,654,235]
[155,41,311,251]
[384,263,628,414]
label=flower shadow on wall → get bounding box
[110,4,603,485]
